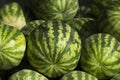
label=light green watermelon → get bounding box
[79,33,120,79]
[29,0,79,21]
[0,24,26,70]
[60,70,98,80]
[21,20,45,36]
[0,2,26,30]
[27,20,81,78]
[98,1,120,41]
[111,73,120,80]
[9,69,48,80]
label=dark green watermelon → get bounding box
[28,0,79,21]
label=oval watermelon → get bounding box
[0,2,26,30]
[0,24,26,70]
[27,20,81,78]
[60,70,98,80]
[29,0,79,21]
[9,69,48,80]
[79,33,120,79]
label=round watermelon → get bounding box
[111,73,120,80]
[0,2,26,30]
[98,1,120,41]
[9,69,48,80]
[0,24,26,70]
[29,0,79,21]
[27,20,81,78]
[79,33,120,79]
[60,70,98,80]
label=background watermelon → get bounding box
[27,20,82,78]
[28,0,79,21]
[98,1,120,41]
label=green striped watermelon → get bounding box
[111,73,120,80]
[0,2,26,30]
[27,20,81,78]
[21,20,45,36]
[29,0,79,21]
[66,17,93,32]
[9,69,48,80]
[98,1,120,41]
[0,24,26,70]
[60,70,98,80]
[79,33,120,79]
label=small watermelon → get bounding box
[79,33,120,79]
[9,69,48,80]
[29,0,79,21]
[60,70,98,80]
[0,2,26,30]
[27,20,81,78]
[111,73,120,80]
[0,24,26,70]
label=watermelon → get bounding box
[75,6,91,18]
[111,73,120,80]
[79,33,120,79]
[9,69,48,80]
[29,0,79,21]
[60,70,98,80]
[98,1,120,41]
[0,2,26,30]
[91,0,117,18]
[27,20,81,78]
[66,17,93,32]
[0,24,26,70]
[21,20,45,36]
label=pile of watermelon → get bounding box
[1,0,120,80]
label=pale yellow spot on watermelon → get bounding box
[9,40,15,47]
[2,16,26,30]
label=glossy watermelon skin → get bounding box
[0,24,26,70]
[29,0,79,21]
[60,70,98,80]
[98,1,120,41]
[79,33,120,79]
[9,69,48,80]
[0,2,26,30]
[27,20,81,78]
